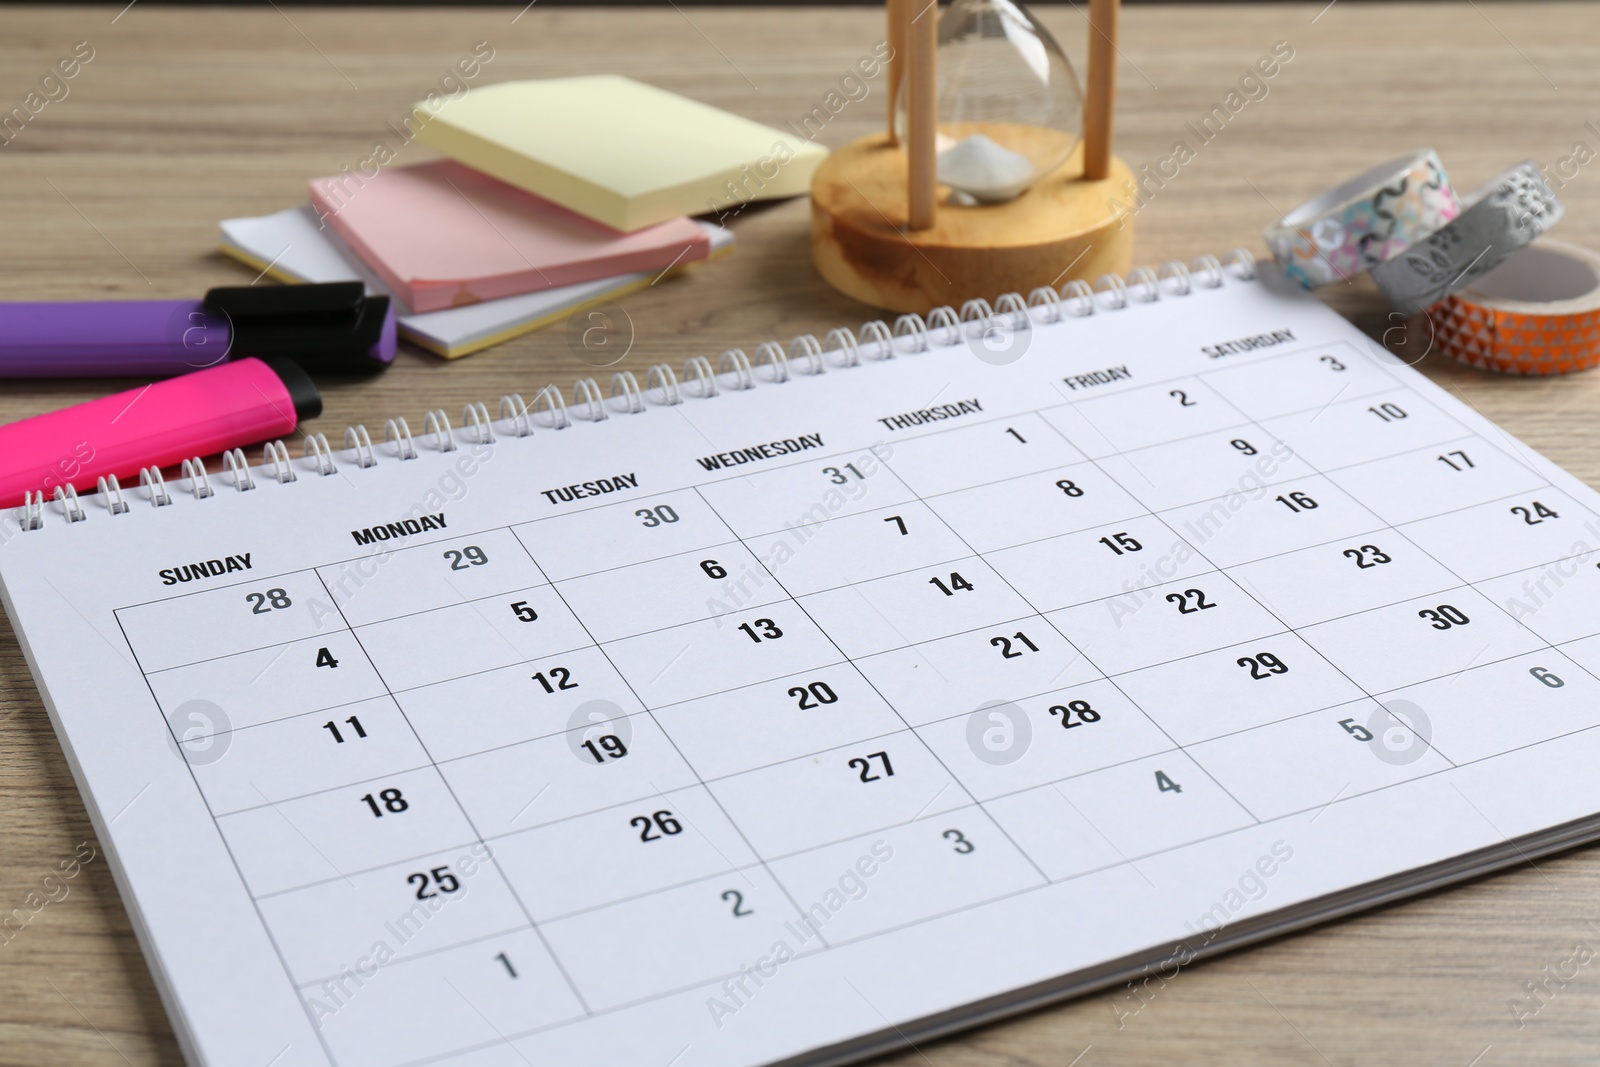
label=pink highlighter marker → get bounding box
[0,357,321,508]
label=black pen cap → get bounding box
[204,282,397,376]
[260,356,323,422]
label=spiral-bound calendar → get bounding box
[7,253,1600,1067]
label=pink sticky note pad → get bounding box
[308,161,712,313]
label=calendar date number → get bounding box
[408,866,460,900]
[633,810,683,842]
[1237,652,1289,679]
[789,681,839,709]
[1048,699,1101,729]
[848,750,894,782]
[532,667,577,693]
[1343,545,1391,569]
[738,618,784,643]
[1512,501,1559,525]
[362,787,408,817]
[1167,588,1215,614]
[444,545,489,570]
[1417,604,1469,630]
[246,587,292,614]
[991,631,1040,659]
[582,734,628,762]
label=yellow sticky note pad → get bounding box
[415,76,829,232]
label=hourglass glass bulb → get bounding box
[898,0,1084,204]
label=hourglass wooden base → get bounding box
[810,134,1135,313]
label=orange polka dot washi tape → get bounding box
[1427,240,1600,375]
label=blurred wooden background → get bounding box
[3,3,1600,1064]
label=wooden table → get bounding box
[3,3,1599,1064]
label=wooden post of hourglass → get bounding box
[810,0,1135,312]
[906,0,938,229]
[886,0,910,147]
[1083,0,1117,180]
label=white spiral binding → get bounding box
[1093,273,1129,309]
[1062,280,1095,316]
[53,484,85,523]
[1159,260,1193,296]
[1126,266,1161,303]
[140,466,173,506]
[497,394,533,438]
[573,378,608,422]
[647,364,682,406]
[304,433,336,476]
[959,299,995,333]
[1027,286,1063,323]
[753,342,789,383]
[859,320,894,361]
[1192,254,1225,288]
[926,306,961,345]
[181,457,215,498]
[463,402,494,444]
[263,441,296,483]
[893,314,929,353]
[683,356,718,399]
[97,475,129,514]
[385,418,418,461]
[993,292,1030,330]
[824,328,859,369]
[788,335,824,376]
[223,449,255,490]
[342,427,377,468]
[13,251,1258,528]
[611,371,645,413]
[718,349,754,391]
[534,384,570,429]
[423,410,456,453]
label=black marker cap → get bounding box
[205,282,397,376]
[261,356,323,423]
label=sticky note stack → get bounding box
[307,160,714,314]
[412,75,828,232]
[219,76,827,358]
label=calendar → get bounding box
[7,254,1600,1067]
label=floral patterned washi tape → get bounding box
[1264,149,1461,289]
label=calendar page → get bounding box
[6,272,1600,1067]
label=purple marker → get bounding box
[0,282,396,378]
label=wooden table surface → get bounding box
[4,3,1600,1064]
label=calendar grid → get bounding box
[95,322,1600,1067]
[209,593,1588,863]
[687,481,1059,887]
[504,521,833,948]
[314,692,1600,1067]
[117,473,1600,847]
[131,471,1566,694]
[115,455,1539,639]
[110,611,346,1067]
[1203,364,1600,684]
[305,569,599,1018]
[895,414,1272,821]
[1176,357,1600,756]
[293,686,1600,999]
[1303,437,1600,690]
[1078,370,1471,771]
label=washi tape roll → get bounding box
[1429,240,1600,375]
[1264,149,1460,289]
[1372,160,1564,315]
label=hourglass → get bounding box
[811,0,1133,312]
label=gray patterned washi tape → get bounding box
[1371,161,1564,316]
